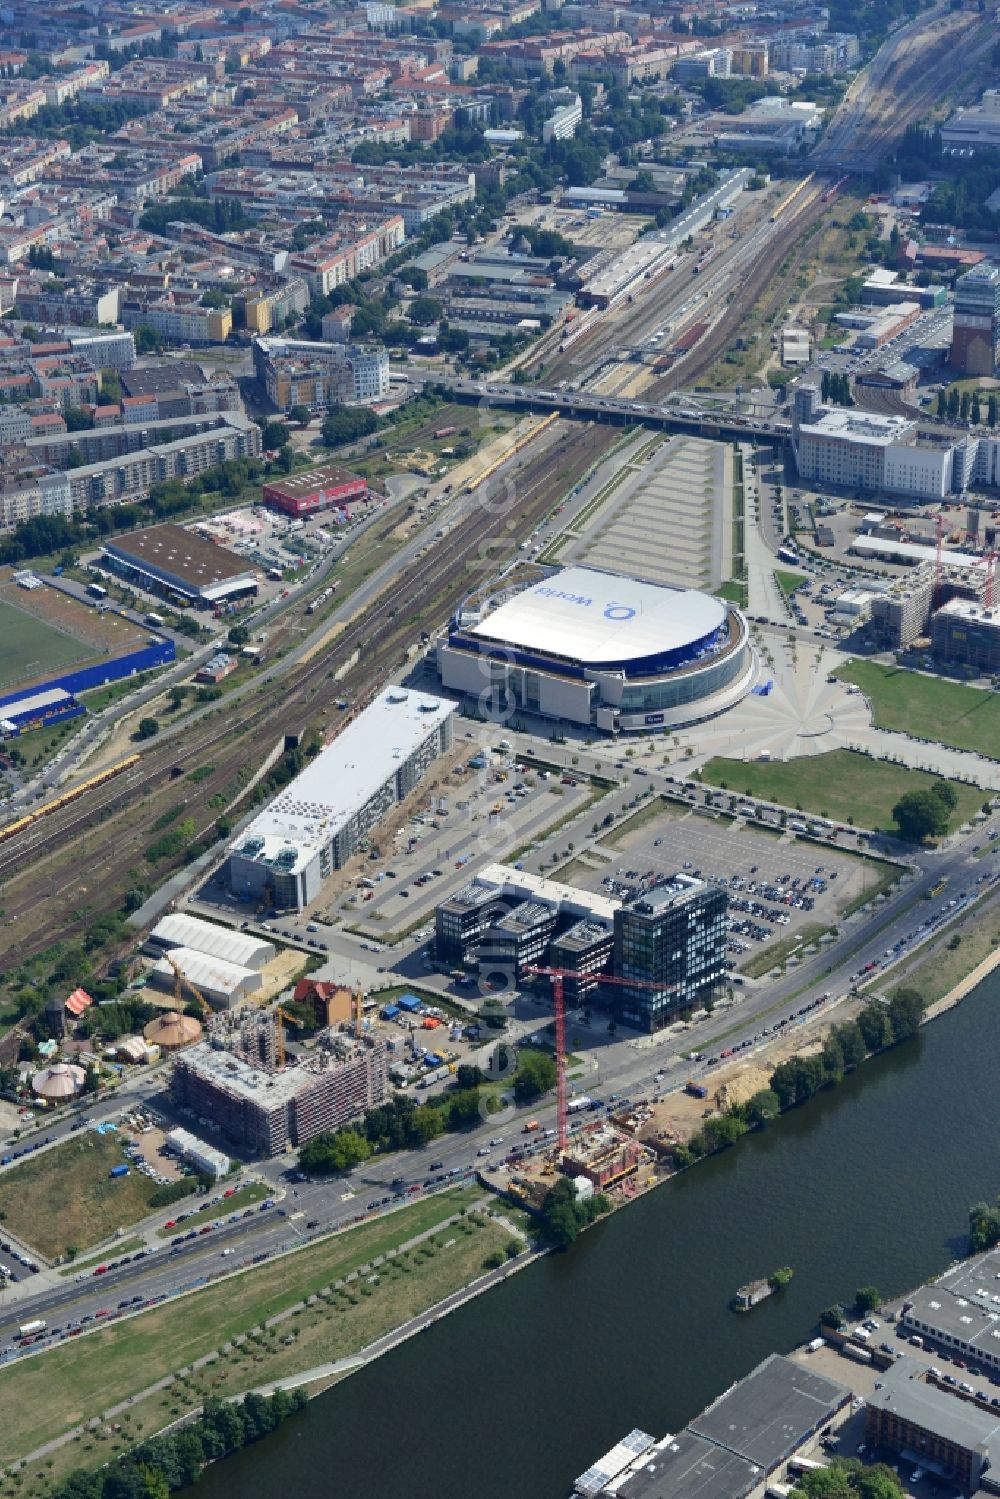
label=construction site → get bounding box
[170,1000,388,1158]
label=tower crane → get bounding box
[162,951,213,1020]
[351,984,366,1039]
[521,965,697,1154]
[274,1006,303,1068]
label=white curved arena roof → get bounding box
[470,568,726,666]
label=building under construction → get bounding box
[868,560,986,649]
[170,1010,387,1156]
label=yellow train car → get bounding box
[0,754,141,847]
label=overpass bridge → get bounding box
[431,378,791,447]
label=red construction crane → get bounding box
[521,965,679,1154]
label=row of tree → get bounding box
[821,371,853,407]
[51,1391,308,1499]
[969,1193,1000,1254]
[299,1050,558,1173]
[936,387,1000,427]
[671,990,925,1170]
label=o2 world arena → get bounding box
[436,566,755,734]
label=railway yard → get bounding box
[0,419,618,976]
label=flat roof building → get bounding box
[103,522,259,607]
[794,408,917,494]
[228,688,456,911]
[931,597,1000,674]
[865,1356,1000,1493]
[613,876,727,1031]
[262,465,368,518]
[609,1355,852,1499]
[171,1031,388,1156]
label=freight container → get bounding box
[109,1164,130,1179]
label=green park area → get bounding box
[0,1132,166,1261]
[836,661,1000,760]
[0,1187,509,1473]
[774,569,808,595]
[697,750,983,837]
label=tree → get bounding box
[947,388,960,421]
[289,404,311,427]
[136,717,159,740]
[989,394,998,428]
[744,1088,780,1126]
[887,987,924,1041]
[834,1020,867,1071]
[969,1195,1000,1253]
[819,1304,844,1329]
[260,420,290,451]
[408,294,444,326]
[855,1284,882,1314]
[891,785,951,842]
[857,1000,893,1053]
[513,1048,557,1102]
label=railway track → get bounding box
[0,421,616,969]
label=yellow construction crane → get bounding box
[163,951,213,1019]
[352,984,367,1039]
[274,1005,303,1068]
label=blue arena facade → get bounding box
[0,638,175,736]
[437,567,755,734]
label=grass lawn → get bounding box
[774,569,808,595]
[597,794,684,849]
[890,894,1000,1006]
[741,922,831,979]
[155,1182,268,1238]
[836,660,1000,760]
[57,1239,146,1277]
[697,750,983,837]
[0,1132,164,1261]
[0,1187,484,1466]
[0,597,91,690]
[716,580,749,607]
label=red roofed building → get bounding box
[65,987,94,1018]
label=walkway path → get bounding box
[6,1206,528,1476]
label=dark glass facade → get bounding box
[612,882,727,1032]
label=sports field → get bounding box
[0,597,90,690]
[836,660,1000,760]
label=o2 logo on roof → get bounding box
[604,602,636,622]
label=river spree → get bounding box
[191,973,1000,1499]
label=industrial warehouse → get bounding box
[227,688,456,910]
[101,523,260,609]
[436,566,755,733]
[262,465,368,518]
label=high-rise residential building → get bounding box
[951,264,1000,376]
[612,877,727,1032]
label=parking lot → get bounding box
[322,746,600,935]
[562,800,886,971]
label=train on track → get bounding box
[0,754,141,848]
[464,410,561,494]
[770,173,815,223]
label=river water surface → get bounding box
[190,973,1000,1499]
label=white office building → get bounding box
[227,689,456,911]
[794,408,917,492]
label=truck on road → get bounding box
[18,1320,46,1339]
